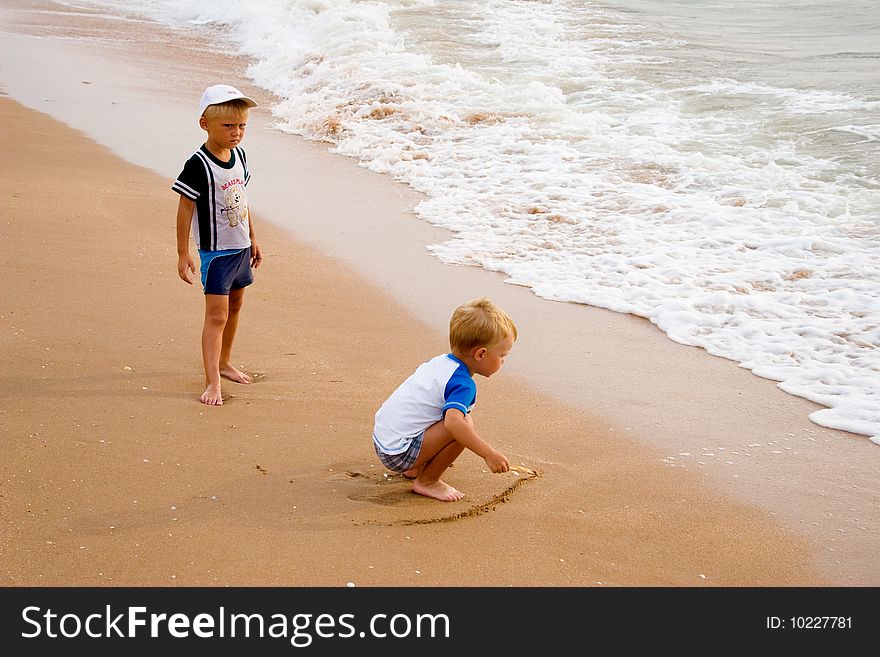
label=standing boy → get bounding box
[173,84,263,406]
[373,298,516,501]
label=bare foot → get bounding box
[412,478,465,502]
[201,384,223,406]
[220,364,251,384]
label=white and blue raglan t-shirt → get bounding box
[373,354,476,455]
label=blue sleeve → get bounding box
[443,368,476,416]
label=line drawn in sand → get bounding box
[356,465,542,526]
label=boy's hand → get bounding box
[484,450,510,474]
[250,242,263,269]
[178,253,196,284]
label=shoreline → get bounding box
[0,95,822,586]
[1,0,878,584]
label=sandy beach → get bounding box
[1,0,878,586]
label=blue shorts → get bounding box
[374,432,424,473]
[200,247,253,295]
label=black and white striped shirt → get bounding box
[172,145,251,251]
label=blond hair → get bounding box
[449,298,517,352]
[201,99,251,120]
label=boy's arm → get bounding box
[176,196,197,284]
[444,409,510,473]
[248,212,262,269]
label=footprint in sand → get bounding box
[333,466,415,506]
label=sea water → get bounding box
[73,0,880,443]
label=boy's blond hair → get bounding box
[449,298,517,352]
[202,99,251,120]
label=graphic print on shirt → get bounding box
[222,184,247,227]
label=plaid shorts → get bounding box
[374,432,424,473]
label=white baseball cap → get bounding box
[198,84,258,116]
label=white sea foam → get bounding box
[77,0,880,443]
[826,124,880,143]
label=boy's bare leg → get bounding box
[401,466,422,480]
[407,419,467,501]
[404,414,474,478]
[219,287,250,384]
[413,441,466,501]
[201,294,230,405]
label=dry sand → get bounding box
[1,0,877,586]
